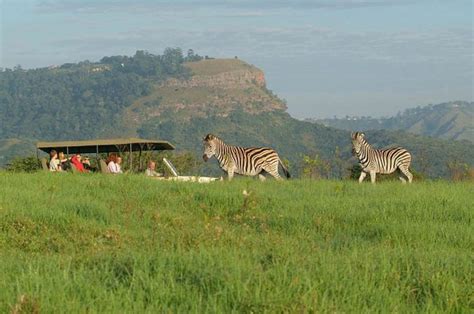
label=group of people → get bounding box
[49,150,162,177]
[49,150,94,173]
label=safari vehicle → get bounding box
[37,138,175,173]
[157,158,221,183]
[36,138,220,182]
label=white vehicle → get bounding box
[156,158,221,183]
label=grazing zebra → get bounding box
[202,134,290,180]
[351,132,413,184]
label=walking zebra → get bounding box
[351,132,413,183]
[202,134,290,180]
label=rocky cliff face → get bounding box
[126,59,287,124]
[165,69,266,89]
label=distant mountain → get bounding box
[310,101,473,142]
[1,50,473,178]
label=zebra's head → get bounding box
[351,132,365,155]
[202,134,218,162]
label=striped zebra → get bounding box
[351,132,413,184]
[202,134,290,180]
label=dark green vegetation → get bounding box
[313,101,474,142]
[0,173,472,312]
[1,50,473,178]
[0,48,190,141]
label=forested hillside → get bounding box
[312,101,474,142]
[0,48,189,140]
[1,49,473,178]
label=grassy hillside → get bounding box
[0,173,472,312]
[1,51,473,178]
[313,101,474,142]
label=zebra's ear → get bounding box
[360,132,365,138]
[203,134,215,141]
[351,132,355,139]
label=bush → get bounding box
[5,156,40,172]
[447,161,474,181]
[300,154,331,179]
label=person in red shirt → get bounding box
[70,154,86,172]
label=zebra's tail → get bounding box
[279,158,291,179]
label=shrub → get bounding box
[5,156,40,173]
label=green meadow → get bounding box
[0,172,472,312]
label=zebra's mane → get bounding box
[204,134,226,145]
[352,132,376,153]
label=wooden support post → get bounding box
[129,143,133,172]
[139,144,143,171]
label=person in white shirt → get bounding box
[145,160,162,177]
[49,150,62,172]
[107,153,122,174]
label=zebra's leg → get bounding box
[258,174,267,181]
[270,169,282,181]
[263,164,282,180]
[399,166,413,183]
[369,171,376,184]
[358,171,367,183]
[227,168,234,181]
[399,176,407,184]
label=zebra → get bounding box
[202,134,290,181]
[351,132,413,184]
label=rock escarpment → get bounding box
[127,59,287,123]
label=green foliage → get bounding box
[184,49,204,62]
[0,49,188,141]
[300,154,331,179]
[5,156,40,172]
[0,173,472,312]
[349,164,363,180]
[446,161,474,181]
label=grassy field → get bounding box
[0,173,472,312]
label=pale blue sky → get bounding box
[1,0,472,118]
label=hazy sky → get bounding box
[1,0,472,118]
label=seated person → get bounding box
[58,152,68,163]
[107,154,123,174]
[49,150,62,172]
[116,157,123,173]
[71,154,86,172]
[145,160,162,177]
[58,152,71,171]
[82,157,94,172]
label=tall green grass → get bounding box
[0,172,472,312]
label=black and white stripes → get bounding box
[351,132,413,183]
[202,134,290,180]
